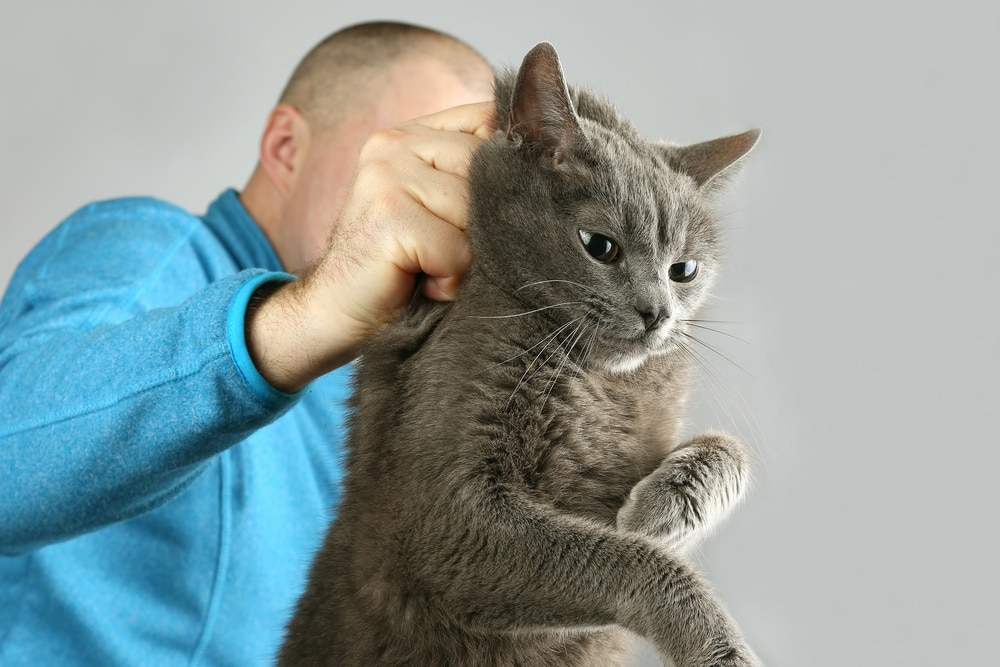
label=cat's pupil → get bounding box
[668,260,699,282]
[579,230,620,263]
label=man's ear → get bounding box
[259,103,311,197]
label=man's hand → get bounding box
[246,101,495,392]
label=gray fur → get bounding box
[279,42,762,667]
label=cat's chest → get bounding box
[500,361,684,526]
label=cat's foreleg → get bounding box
[616,431,750,553]
[416,492,761,667]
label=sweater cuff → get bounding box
[226,271,309,409]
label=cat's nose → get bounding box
[638,304,669,331]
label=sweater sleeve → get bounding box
[0,208,305,555]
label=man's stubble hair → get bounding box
[278,21,493,132]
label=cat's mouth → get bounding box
[628,320,675,351]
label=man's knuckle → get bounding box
[383,186,416,213]
[362,127,408,155]
[356,158,398,189]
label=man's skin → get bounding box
[242,55,495,392]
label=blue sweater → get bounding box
[0,190,352,665]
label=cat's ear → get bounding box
[663,129,761,191]
[507,42,581,164]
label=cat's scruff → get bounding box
[279,43,762,667]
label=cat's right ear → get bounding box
[507,42,581,165]
[662,129,762,192]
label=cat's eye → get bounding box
[668,260,699,283]
[579,230,620,263]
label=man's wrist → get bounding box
[244,276,362,393]
[245,280,316,393]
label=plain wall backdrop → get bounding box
[2,2,997,665]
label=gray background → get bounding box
[2,2,997,665]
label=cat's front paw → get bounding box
[667,643,763,667]
[617,431,750,551]
[710,646,765,667]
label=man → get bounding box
[0,21,494,665]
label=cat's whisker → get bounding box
[682,318,742,326]
[505,317,585,406]
[567,321,590,359]
[677,331,756,381]
[519,318,580,371]
[482,317,579,374]
[701,294,737,305]
[573,319,602,380]
[573,320,601,386]
[526,320,584,405]
[680,321,760,351]
[676,341,759,462]
[673,342,733,434]
[514,279,601,295]
[675,336,766,461]
[542,318,588,404]
[676,333,756,411]
[469,301,584,320]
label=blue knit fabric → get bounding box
[0,190,352,665]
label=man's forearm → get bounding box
[0,271,300,554]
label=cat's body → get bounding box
[280,43,762,667]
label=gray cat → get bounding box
[279,42,762,667]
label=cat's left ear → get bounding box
[507,42,582,165]
[662,129,761,192]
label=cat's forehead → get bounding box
[582,120,706,243]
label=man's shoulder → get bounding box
[52,194,237,271]
[65,195,203,239]
[6,195,239,315]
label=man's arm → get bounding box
[0,102,493,554]
[0,209,301,555]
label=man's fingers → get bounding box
[404,100,496,140]
[363,122,487,178]
[403,168,471,232]
[391,209,472,300]
[411,130,483,177]
[357,101,495,182]
[421,275,462,302]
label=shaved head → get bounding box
[242,22,494,274]
[278,21,494,132]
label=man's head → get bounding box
[241,22,494,273]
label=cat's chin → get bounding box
[597,353,650,375]
[596,337,678,375]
